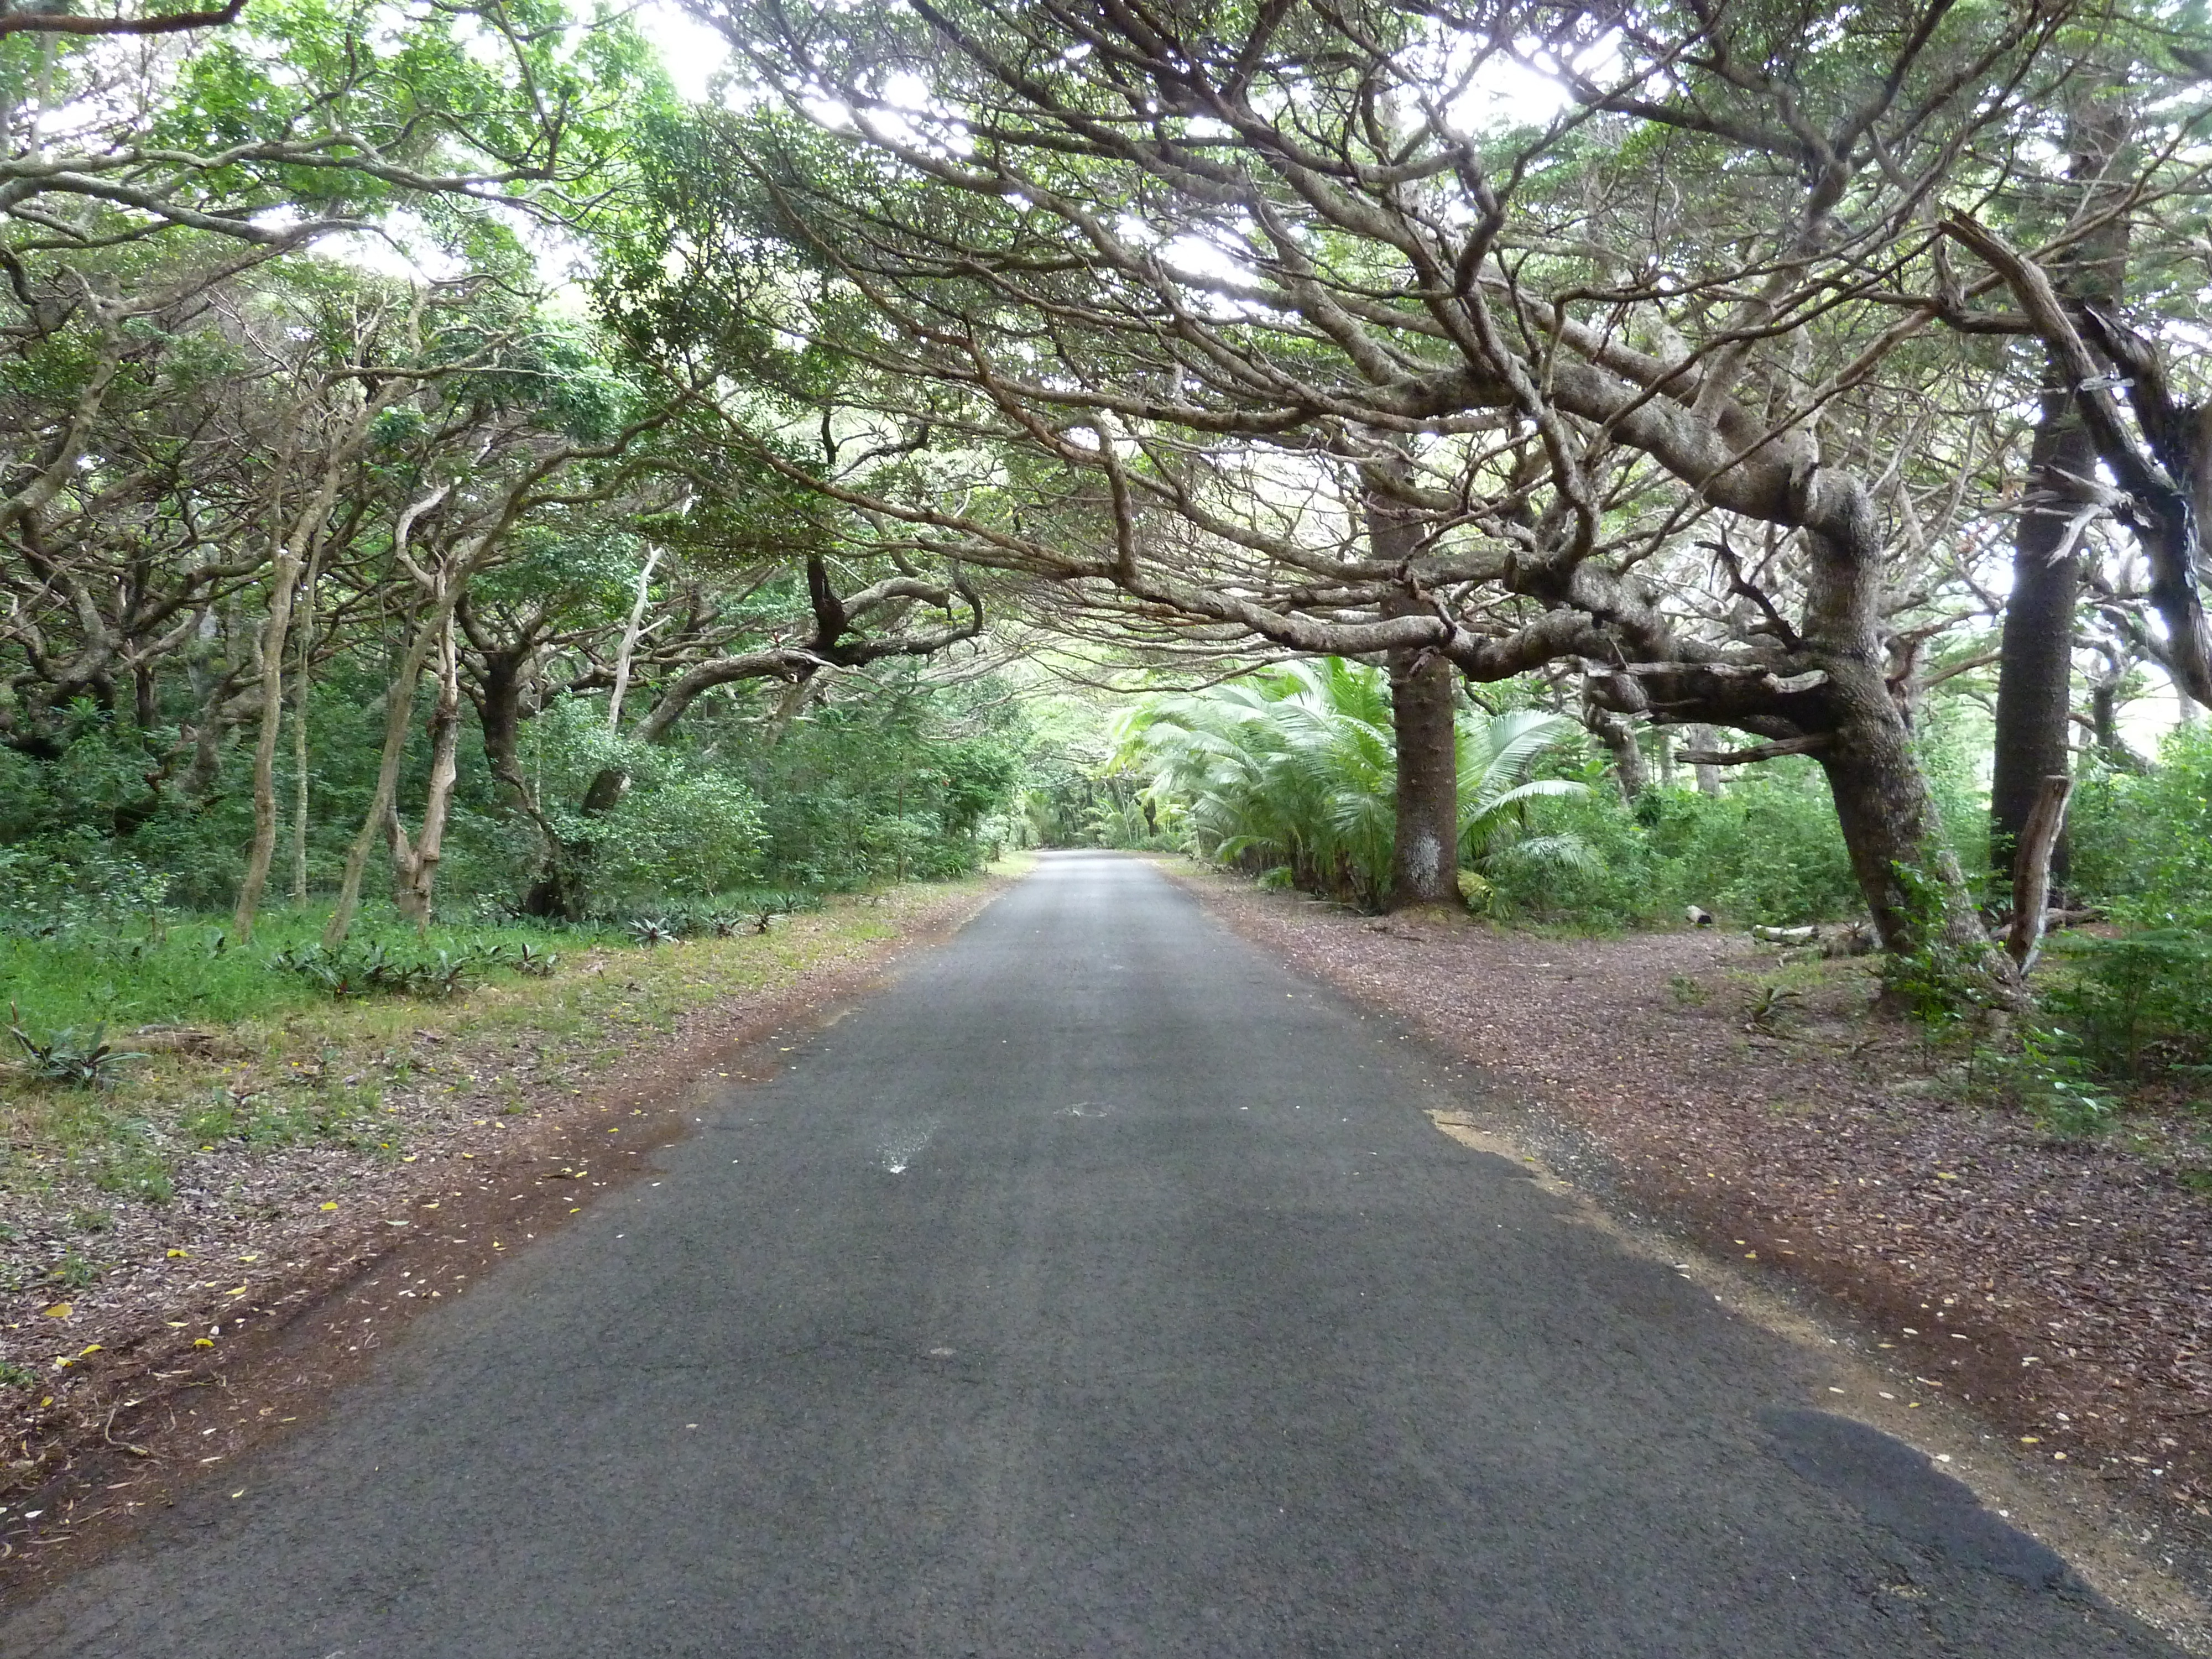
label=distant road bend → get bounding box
[3,851,2184,1656]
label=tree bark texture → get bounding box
[2006,774,2074,974]
[1989,84,2128,878]
[1991,380,2090,885]
[1795,489,1990,960]
[1681,726,1724,796]
[388,614,462,928]
[324,601,450,947]
[1588,708,1647,802]
[288,554,316,904]
[231,544,302,940]
[1386,634,1460,910]
[1369,479,1459,912]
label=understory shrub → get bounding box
[1485,760,1863,928]
[2054,726,2212,1091]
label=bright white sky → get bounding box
[641,3,731,103]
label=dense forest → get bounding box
[0,0,2208,1104]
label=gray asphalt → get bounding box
[1,852,2183,1656]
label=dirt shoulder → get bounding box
[0,865,1021,1594]
[1161,860,2212,1590]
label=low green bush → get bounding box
[2054,726,2212,1093]
[1484,760,1864,928]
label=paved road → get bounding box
[2,853,2183,1656]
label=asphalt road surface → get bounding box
[2,852,2185,1656]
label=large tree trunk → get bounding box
[1386,634,1460,909]
[1681,725,1724,796]
[473,641,588,919]
[1588,708,1647,802]
[1991,379,2090,886]
[1816,667,1986,958]
[1795,484,1994,964]
[1990,92,2132,882]
[1368,473,1459,911]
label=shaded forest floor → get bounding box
[0,867,1020,1584]
[1165,859,2212,1574]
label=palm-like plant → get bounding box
[1121,661,1594,910]
[1457,709,1604,890]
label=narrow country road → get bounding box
[2,853,2184,1656]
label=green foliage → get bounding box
[0,911,611,1035]
[0,833,173,933]
[2048,723,2212,1094]
[1123,660,1403,909]
[1877,872,1997,1042]
[1997,1021,2124,1138]
[2071,723,2212,923]
[1479,759,1863,928]
[2041,930,2212,1082]
[599,771,770,899]
[733,670,1025,888]
[268,940,528,1000]
[1122,660,1589,911]
[7,1018,147,1090]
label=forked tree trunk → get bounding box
[389,615,463,930]
[324,488,456,948]
[231,545,304,941]
[1588,708,1647,802]
[324,600,451,948]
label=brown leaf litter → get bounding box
[1167,862,2212,1585]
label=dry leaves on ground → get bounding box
[1174,865,2212,1550]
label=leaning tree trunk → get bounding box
[1815,664,1987,959]
[1798,494,1993,964]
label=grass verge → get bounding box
[0,865,1024,1504]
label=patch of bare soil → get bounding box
[1168,864,2212,1575]
[0,876,1005,1598]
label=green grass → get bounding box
[0,905,622,1034]
[0,870,1013,1244]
